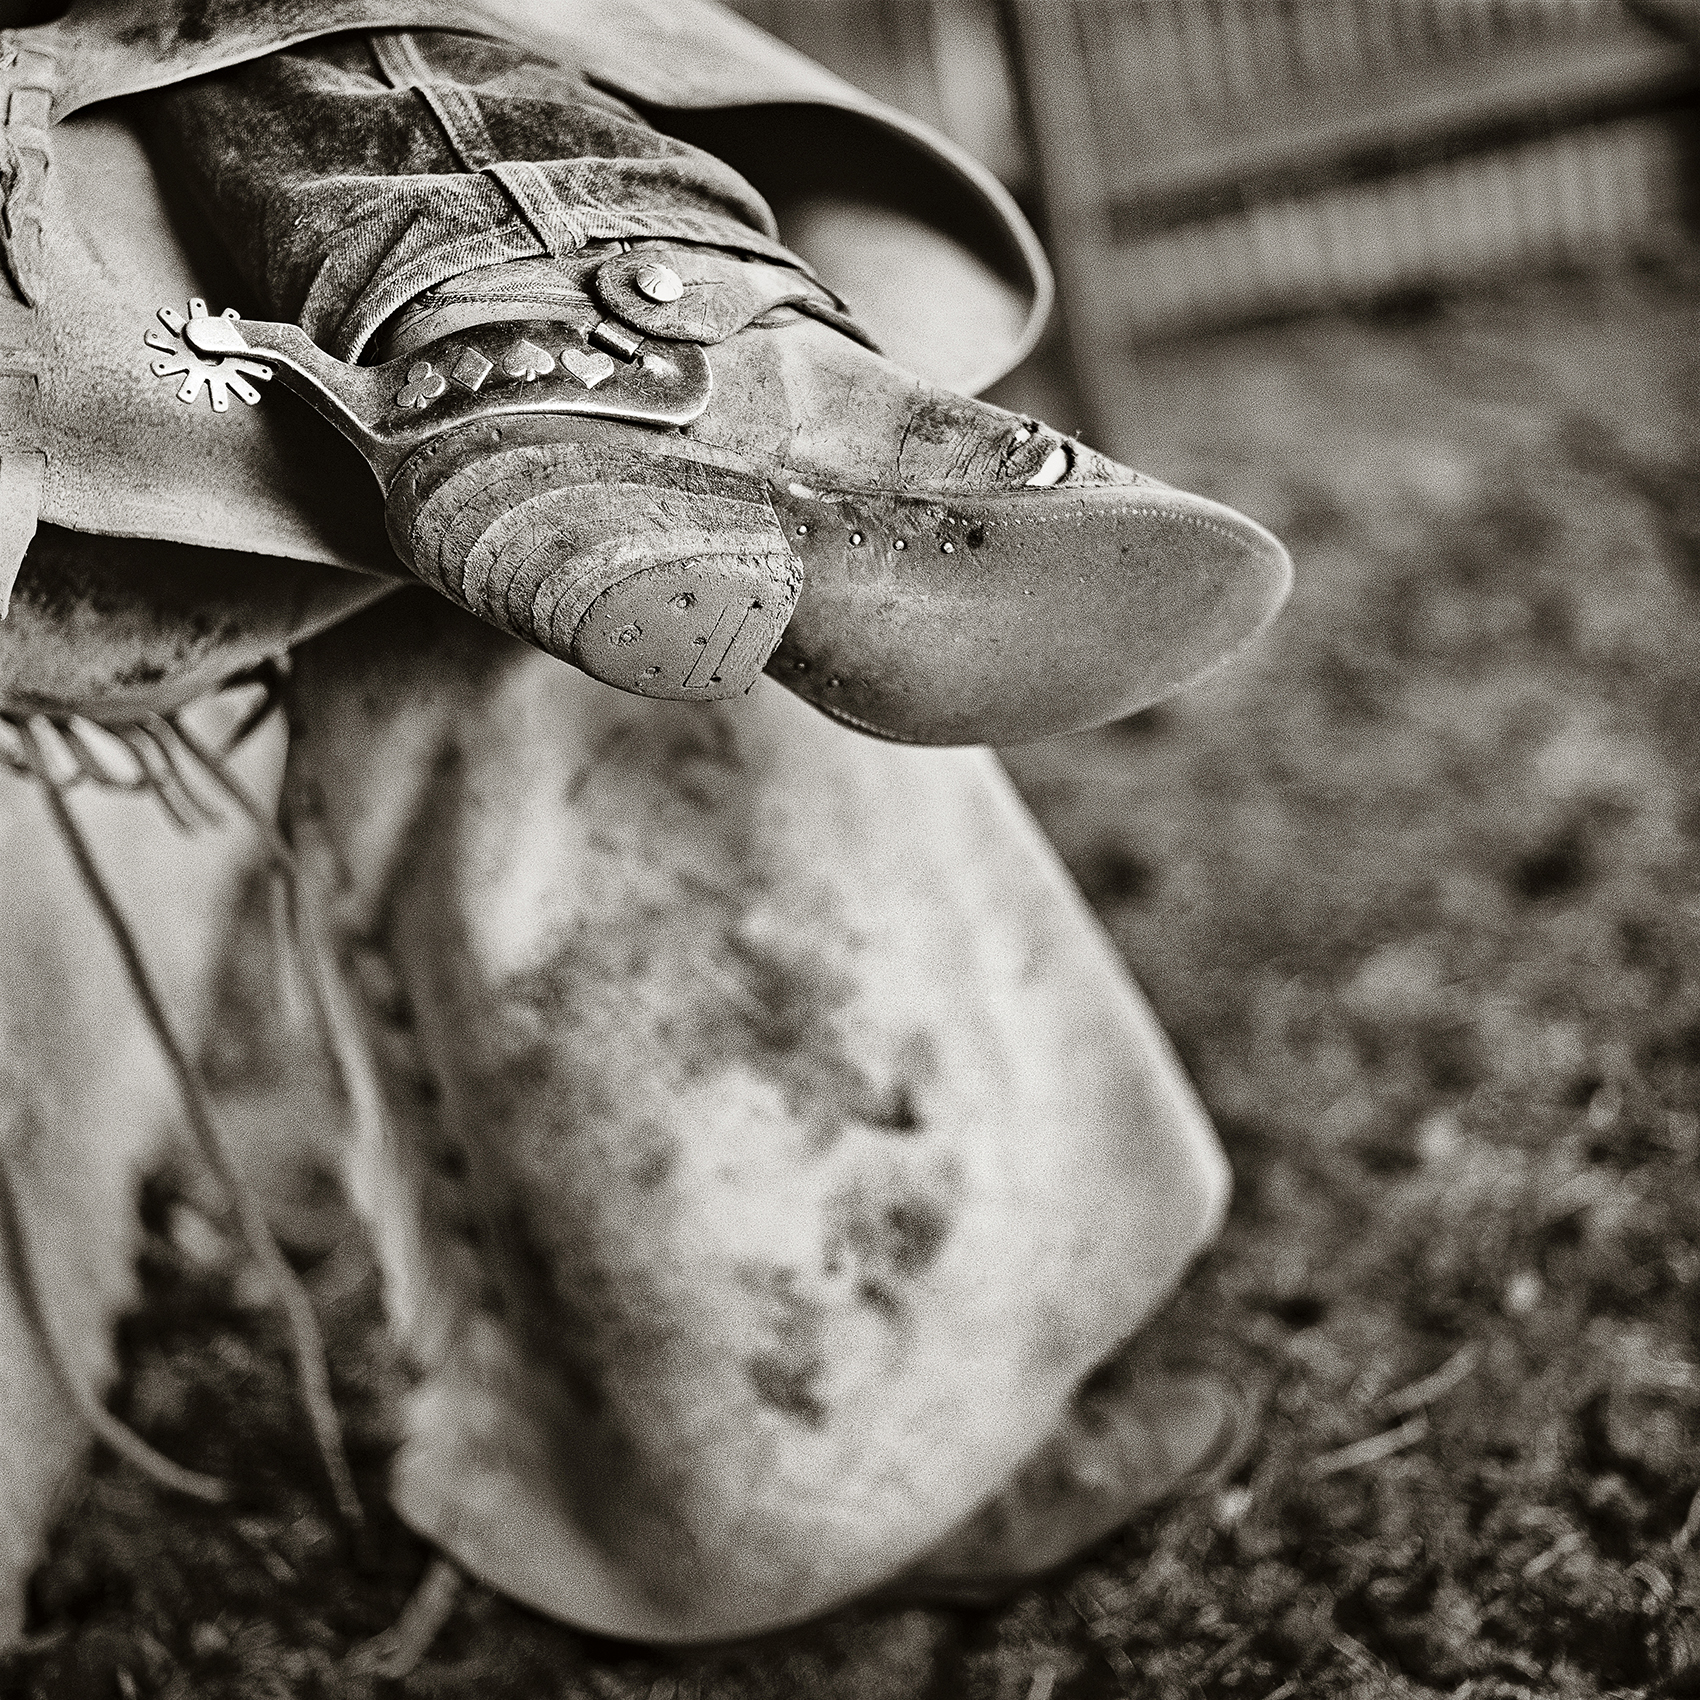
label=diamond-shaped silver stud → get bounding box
[449,347,494,391]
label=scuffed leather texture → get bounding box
[0,0,1052,567]
[384,415,801,698]
[766,481,1292,747]
[286,595,1231,1640]
[19,109,399,571]
[0,524,395,716]
[592,247,840,346]
[28,0,1049,383]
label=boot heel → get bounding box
[387,424,800,700]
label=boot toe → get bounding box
[369,264,1289,742]
[885,1369,1253,1606]
[767,477,1292,746]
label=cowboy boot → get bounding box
[889,1360,1253,1604]
[178,241,1289,745]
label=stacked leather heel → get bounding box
[386,416,801,701]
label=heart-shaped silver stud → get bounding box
[559,345,618,389]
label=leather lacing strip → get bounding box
[0,32,50,618]
[0,30,53,305]
[0,676,363,1526]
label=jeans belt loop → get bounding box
[477,161,585,256]
[2,34,56,306]
[367,31,577,256]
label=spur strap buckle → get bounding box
[145,301,712,484]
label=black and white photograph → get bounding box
[0,2,1696,1696]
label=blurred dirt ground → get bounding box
[5,247,1700,1699]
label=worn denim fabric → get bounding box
[138,28,800,360]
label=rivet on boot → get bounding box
[634,263,684,304]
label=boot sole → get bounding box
[388,418,1291,738]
